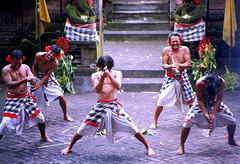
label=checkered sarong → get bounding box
[160,71,195,104]
[185,99,234,121]
[84,99,131,127]
[36,72,63,93]
[3,93,41,119]
[64,21,99,42]
[174,21,205,42]
[183,99,236,129]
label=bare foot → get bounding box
[64,115,74,122]
[61,146,72,155]
[147,147,155,156]
[149,123,157,130]
[41,136,53,142]
[176,146,184,155]
[228,140,240,146]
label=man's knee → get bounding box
[183,119,194,128]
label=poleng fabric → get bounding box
[0,93,44,135]
[64,18,100,42]
[77,99,139,144]
[157,71,195,111]
[32,72,64,110]
[3,93,41,119]
[174,19,205,42]
[183,99,236,129]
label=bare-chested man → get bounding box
[150,32,195,129]
[61,55,155,156]
[176,73,240,155]
[0,50,52,142]
[31,45,73,121]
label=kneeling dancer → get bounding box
[61,55,155,156]
[0,50,52,142]
[176,73,240,155]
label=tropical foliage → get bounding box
[221,65,240,92]
[191,36,217,81]
[54,37,77,94]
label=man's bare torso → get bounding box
[35,52,58,74]
[166,46,187,74]
[5,64,28,94]
[93,70,120,100]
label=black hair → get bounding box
[96,55,114,70]
[51,45,60,55]
[203,73,223,96]
[10,49,23,60]
[168,32,182,42]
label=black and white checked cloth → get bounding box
[185,99,234,120]
[84,100,131,127]
[174,22,205,42]
[64,22,99,42]
[36,72,64,93]
[159,71,195,104]
[3,93,40,119]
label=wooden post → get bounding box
[60,0,63,37]
[37,0,41,51]
[98,0,104,59]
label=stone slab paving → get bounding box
[0,87,239,164]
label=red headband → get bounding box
[6,55,25,63]
[72,0,90,5]
[45,45,61,59]
[182,0,200,4]
[167,38,183,42]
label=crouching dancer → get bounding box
[31,45,73,122]
[61,55,155,156]
[0,50,52,142]
[176,73,240,155]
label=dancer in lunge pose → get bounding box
[0,50,52,142]
[31,45,73,122]
[61,55,155,156]
[176,73,240,155]
[150,32,195,129]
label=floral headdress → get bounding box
[6,55,25,63]
[45,45,61,59]
[56,37,69,55]
[182,0,200,4]
[72,0,91,5]
[167,37,183,43]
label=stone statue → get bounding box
[66,0,96,25]
[174,0,205,42]
[174,0,204,24]
[65,0,99,42]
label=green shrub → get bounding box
[221,65,240,92]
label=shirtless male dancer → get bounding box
[0,50,52,142]
[176,73,240,155]
[31,45,73,121]
[150,32,195,129]
[61,55,155,156]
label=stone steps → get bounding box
[113,1,168,11]
[104,30,170,41]
[120,69,165,92]
[112,10,169,21]
[104,0,170,41]
[107,20,169,31]
[121,78,163,92]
